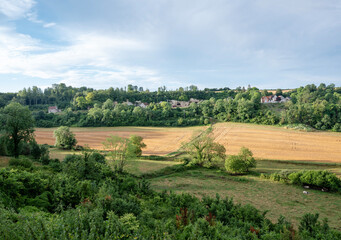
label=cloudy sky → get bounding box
[0,0,341,92]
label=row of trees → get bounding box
[11,83,231,109]
[30,87,290,128]
[1,83,340,131]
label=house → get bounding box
[281,97,291,103]
[169,98,202,108]
[169,100,190,108]
[138,102,149,108]
[123,100,134,106]
[189,98,201,104]
[261,95,291,103]
[48,106,61,113]
[261,96,273,103]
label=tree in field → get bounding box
[0,102,35,158]
[225,147,256,174]
[54,126,77,149]
[129,135,146,157]
[103,135,137,172]
[182,127,226,168]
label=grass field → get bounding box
[150,168,341,230]
[35,123,341,162]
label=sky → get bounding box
[0,0,341,92]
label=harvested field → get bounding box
[35,126,204,155]
[212,123,341,162]
[35,123,341,162]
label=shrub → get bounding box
[225,147,256,174]
[288,170,341,192]
[332,123,341,132]
[9,157,34,169]
[53,126,77,149]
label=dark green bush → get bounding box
[288,170,341,192]
[9,157,34,169]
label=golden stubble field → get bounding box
[35,123,341,162]
[212,123,341,162]
[35,126,203,156]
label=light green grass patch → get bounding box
[150,168,341,230]
[107,158,181,176]
[49,148,82,160]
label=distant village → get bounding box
[48,95,291,113]
[260,95,291,104]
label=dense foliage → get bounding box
[0,102,35,157]
[182,127,226,168]
[53,126,77,149]
[1,153,340,239]
[261,170,341,193]
[1,83,339,131]
[103,135,145,173]
[225,147,257,174]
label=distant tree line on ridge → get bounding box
[0,83,339,131]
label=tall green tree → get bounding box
[129,135,146,157]
[0,102,35,158]
[54,126,77,149]
[182,127,226,167]
[103,135,136,172]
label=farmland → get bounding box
[32,122,341,230]
[35,122,341,162]
[35,126,204,155]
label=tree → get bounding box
[225,147,256,174]
[102,135,136,172]
[54,126,77,149]
[182,127,226,167]
[276,88,283,96]
[0,102,35,158]
[129,135,146,157]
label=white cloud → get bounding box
[0,0,35,19]
[43,22,56,28]
[0,26,165,89]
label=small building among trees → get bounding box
[48,106,61,113]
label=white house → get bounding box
[261,95,291,104]
[48,106,61,113]
[123,100,134,106]
[139,102,148,108]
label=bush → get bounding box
[225,147,256,174]
[9,157,34,169]
[53,126,77,149]
[288,170,341,192]
[332,123,341,132]
[30,142,50,164]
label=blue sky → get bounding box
[0,0,340,92]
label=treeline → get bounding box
[1,152,340,239]
[31,87,275,128]
[5,83,232,109]
[282,84,341,131]
[1,83,340,131]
